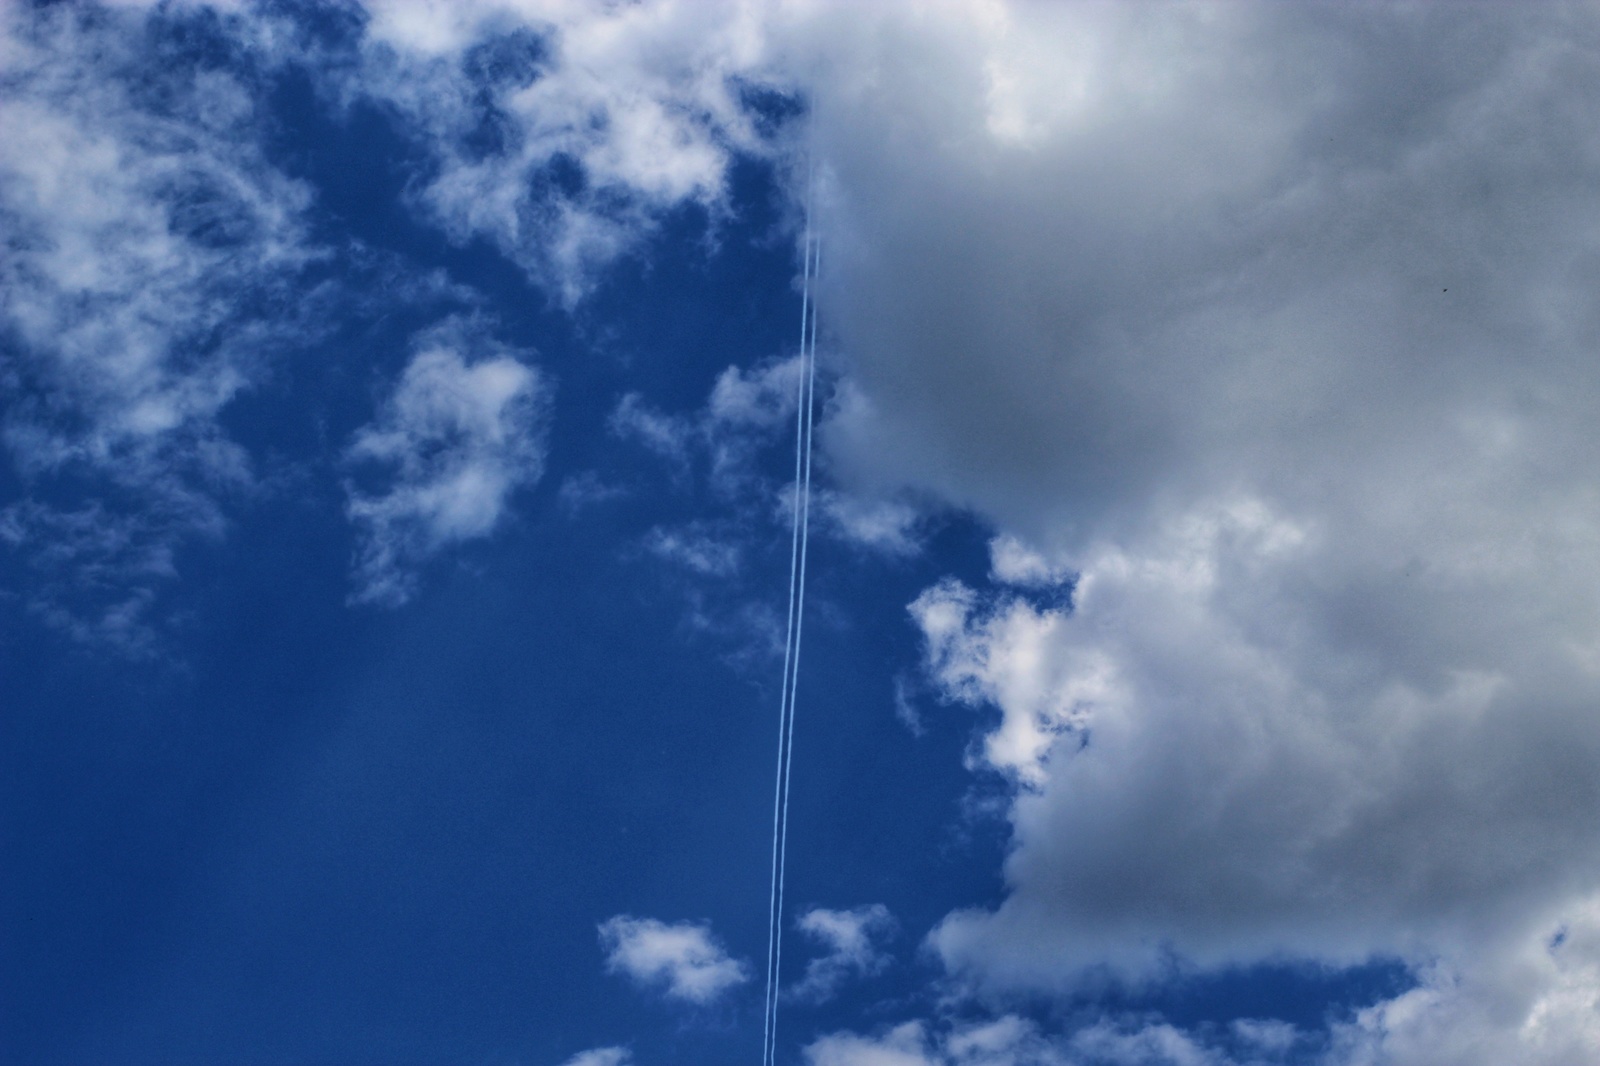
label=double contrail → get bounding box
[762,168,820,1066]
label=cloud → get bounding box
[642,524,742,578]
[346,319,549,606]
[1328,897,1600,1066]
[772,0,1600,1059]
[805,1015,1249,1066]
[988,535,1072,591]
[557,1049,632,1066]
[815,491,922,557]
[609,393,695,471]
[598,915,750,1005]
[0,1,319,646]
[347,0,788,306]
[789,904,895,1003]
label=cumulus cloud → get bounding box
[598,915,749,1005]
[769,1,1600,1060]
[346,320,549,605]
[789,904,895,1003]
[0,1,318,646]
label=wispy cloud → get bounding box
[346,319,549,606]
[0,2,320,648]
[598,915,749,1006]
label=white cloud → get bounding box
[609,393,694,470]
[346,320,549,606]
[557,1048,632,1066]
[598,914,749,1005]
[348,0,787,306]
[789,904,895,1003]
[816,491,923,557]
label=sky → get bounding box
[5,1,1600,1064]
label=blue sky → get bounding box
[6,3,1600,1065]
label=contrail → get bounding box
[763,169,820,1066]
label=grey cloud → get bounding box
[782,1,1600,1059]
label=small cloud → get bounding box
[557,1048,632,1066]
[987,535,1071,588]
[789,905,896,1003]
[346,321,549,606]
[818,491,924,557]
[558,471,628,515]
[893,675,925,737]
[707,357,802,429]
[598,915,749,1005]
[643,525,741,578]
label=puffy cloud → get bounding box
[0,1,318,646]
[918,491,1600,980]
[789,904,895,1003]
[598,915,750,1005]
[777,0,1600,1059]
[1328,896,1600,1066]
[346,320,549,605]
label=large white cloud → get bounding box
[788,1,1600,1061]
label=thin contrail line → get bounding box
[763,166,817,1066]
[770,232,819,1066]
